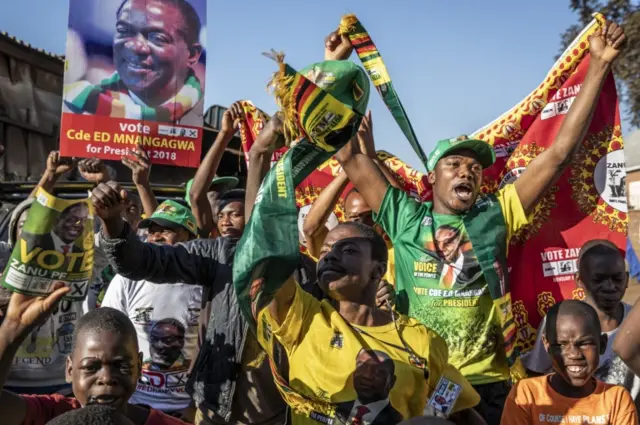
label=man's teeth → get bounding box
[567,366,586,373]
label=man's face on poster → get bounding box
[353,350,396,405]
[54,204,89,244]
[149,321,185,369]
[435,226,461,263]
[114,0,201,104]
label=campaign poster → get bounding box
[1,188,94,300]
[60,0,207,168]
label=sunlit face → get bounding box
[344,191,374,227]
[429,149,483,214]
[66,330,141,410]
[54,204,89,244]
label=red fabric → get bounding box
[21,393,188,425]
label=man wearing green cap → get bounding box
[335,22,627,424]
[101,199,201,416]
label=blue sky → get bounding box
[0,0,634,171]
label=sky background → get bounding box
[0,0,636,171]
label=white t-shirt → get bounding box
[101,275,202,412]
[523,302,640,411]
[6,298,84,388]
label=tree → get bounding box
[559,0,639,127]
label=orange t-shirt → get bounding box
[501,375,637,425]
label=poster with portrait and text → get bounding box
[59,0,207,168]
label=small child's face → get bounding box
[66,329,141,410]
[543,314,602,388]
[579,252,627,313]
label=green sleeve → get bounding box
[373,186,424,242]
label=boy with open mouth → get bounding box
[501,300,637,425]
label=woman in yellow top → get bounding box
[258,221,484,425]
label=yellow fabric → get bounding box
[260,283,480,425]
[384,246,396,286]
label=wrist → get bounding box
[588,57,612,75]
[101,216,125,239]
[218,129,235,143]
[0,320,27,348]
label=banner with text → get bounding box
[59,0,207,168]
[1,188,95,300]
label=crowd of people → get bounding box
[0,5,638,425]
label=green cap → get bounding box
[138,200,198,237]
[184,176,239,206]
[299,60,370,116]
[427,138,496,171]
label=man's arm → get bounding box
[29,151,78,198]
[336,112,389,214]
[303,172,349,258]
[245,114,285,220]
[0,286,71,425]
[190,102,243,233]
[613,297,640,375]
[92,182,220,286]
[514,23,626,215]
[121,148,157,218]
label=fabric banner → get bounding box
[238,101,431,254]
[59,0,207,168]
[234,59,366,327]
[1,187,95,300]
[468,14,626,354]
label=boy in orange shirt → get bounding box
[501,300,637,425]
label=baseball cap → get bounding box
[184,176,239,206]
[138,200,198,237]
[427,138,496,172]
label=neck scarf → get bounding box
[63,70,202,122]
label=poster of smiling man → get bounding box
[60,0,207,168]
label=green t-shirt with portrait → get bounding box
[374,184,528,385]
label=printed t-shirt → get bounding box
[501,375,637,425]
[101,275,201,412]
[261,281,480,425]
[20,393,188,425]
[374,184,528,385]
[6,299,84,388]
[523,302,640,411]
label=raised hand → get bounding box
[1,283,70,341]
[589,21,626,65]
[91,181,130,220]
[221,101,246,134]
[122,147,151,186]
[356,111,376,159]
[324,30,353,61]
[78,157,109,184]
[252,112,285,154]
[46,151,78,177]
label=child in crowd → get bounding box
[523,240,640,409]
[0,288,188,425]
[501,300,637,425]
[45,405,135,425]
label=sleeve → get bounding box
[92,233,109,277]
[99,222,220,286]
[373,186,425,242]
[611,386,638,425]
[261,281,320,352]
[100,275,128,312]
[21,394,80,425]
[424,329,480,414]
[500,384,533,425]
[521,317,553,374]
[496,184,530,243]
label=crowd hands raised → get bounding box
[0,19,637,425]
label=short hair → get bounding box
[116,0,202,46]
[45,405,133,425]
[545,300,601,341]
[336,222,388,264]
[219,189,246,204]
[73,307,138,353]
[358,349,395,374]
[151,318,186,335]
[61,202,88,218]
[578,239,623,276]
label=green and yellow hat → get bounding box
[138,200,198,237]
[427,138,496,172]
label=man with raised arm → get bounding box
[334,22,626,425]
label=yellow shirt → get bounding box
[258,283,480,425]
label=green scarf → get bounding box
[233,57,369,327]
[339,14,429,170]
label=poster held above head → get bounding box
[59,0,207,168]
